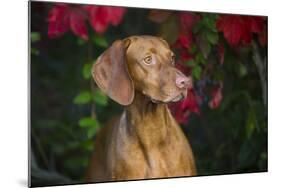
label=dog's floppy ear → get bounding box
[92,40,134,106]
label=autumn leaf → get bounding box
[148,10,172,23]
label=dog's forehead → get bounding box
[129,36,171,54]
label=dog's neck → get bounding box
[125,91,173,147]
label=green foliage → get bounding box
[82,62,94,80]
[77,38,87,46]
[238,63,248,78]
[31,32,41,55]
[185,59,196,66]
[195,53,207,65]
[92,35,108,48]
[31,48,39,55]
[73,91,92,104]
[206,31,219,45]
[192,65,202,80]
[93,90,108,106]
[31,32,41,42]
[79,117,100,138]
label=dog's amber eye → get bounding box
[144,56,152,65]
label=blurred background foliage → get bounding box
[30,2,267,187]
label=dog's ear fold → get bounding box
[92,40,134,106]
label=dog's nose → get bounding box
[176,73,190,89]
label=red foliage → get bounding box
[69,7,88,40]
[172,12,200,69]
[169,88,200,124]
[47,4,126,40]
[177,33,193,49]
[147,10,171,23]
[216,15,265,46]
[175,61,192,76]
[173,13,200,50]
[168,13,202,124]
[48,4,72,39]
[181,89,200,114]
[84,6,126,33]
[258,27,267,47]
[179,12,200,33]
[208,82,223,109]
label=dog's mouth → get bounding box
[150,93,185,104]
[170,93,185,102]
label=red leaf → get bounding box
[178,33,193,49]
[169,103,190,124]
[208,82,223,109]
[148,10,172,23]
[108,7,126,26]
[176,61,192,76]
[85,6,110,34]
[169,87,200,125]
[258,28,267,46]
[47,4,70,38]
[180,12,200,33]
[181,88,200,114]
[69,8,88,40]
[248,16,264,33]
[85,6,126,34]
[217,15,245,45]
[216,15,266,46]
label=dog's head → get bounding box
[92,36,192,105]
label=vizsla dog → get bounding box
[86,35,196,182]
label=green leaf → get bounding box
[238,63,247,77]
[202,14,217,32]
[192,65,202,80]
[87,126,99,138]
[206,31,218,45]
[195,53,207,65]
[184,59,196,66]
[73,91,92,104]
[192,22,203,34]
[92,35,108,48]
[189,44,198,54]
[79,117,99,128]
[93,90,108,106]
[31,48,39,55]
[82,62,94,80]
[246,110,257,139]
[80,140,94,151]
[79,117,101,138]
[31,32,41,42]
[77,38,86,45]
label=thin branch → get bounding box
[31,127,49,168]
[87,40,97,119]
[252,40,267,107]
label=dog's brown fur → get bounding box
[86,36,196,182]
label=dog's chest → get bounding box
[113,111,193,179]
[143,140,188,177]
